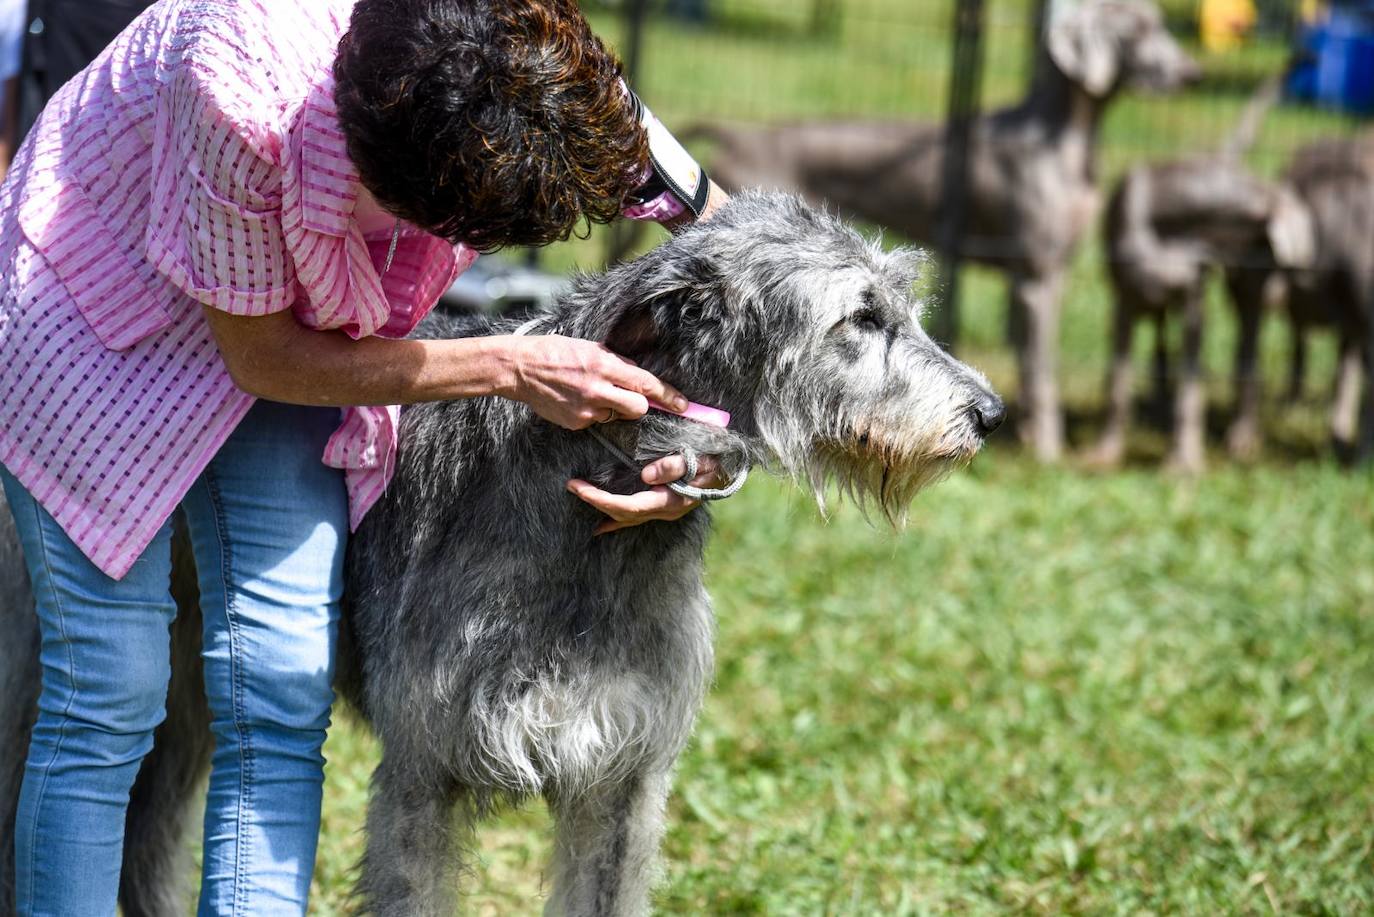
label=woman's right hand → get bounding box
[497,334,687,430]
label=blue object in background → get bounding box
[1286,2,1374,115]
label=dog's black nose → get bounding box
[972,395,1005,435]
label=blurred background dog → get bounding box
[615,0,1200,461]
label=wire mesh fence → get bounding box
[527,0,1373,455]
[583,0,1368,240]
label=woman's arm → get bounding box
[203,307,688,430]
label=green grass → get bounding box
[304,5,1374,913]
[308,461,1374,914]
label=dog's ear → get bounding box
[605,252,733,359]
[882,246,932,293]
[605,301,659,360]
[1046,5,1121,98]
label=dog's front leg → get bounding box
[357,756,468,917]
[1331,329,1364,454]
[1168,287,1207,473]
[543,770,672,917]
[1357,272,1374,464]
[1011,270,1066,462]
[1226,271,1266,461]
[1286,319,1309,404]
[1087,294,1137,468]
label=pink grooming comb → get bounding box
[649,399,731,428]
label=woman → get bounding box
[0,0,725,911]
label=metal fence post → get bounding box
[1028,0,1049,84]
[810,0,841,39]
[933,0,987,351]
[623,0,650,86]
[605,0,652,265]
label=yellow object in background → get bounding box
[1299,0,1326,24]
[1199,0,1257,51]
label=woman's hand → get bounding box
[498,334,687,429]
[568,454,728,535]
[500,336,733,532]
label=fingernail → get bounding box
[674,396,689,412]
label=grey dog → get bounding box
[1087,156,1314,471]
[637,0,1197,462]
[0,192,1002,915]
[1271,135,1374,458]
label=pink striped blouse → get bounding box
[0,0,675,579]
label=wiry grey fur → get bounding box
[0,192,1001,915]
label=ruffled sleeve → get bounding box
[144,65,298,316]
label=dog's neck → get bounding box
[468,321,759,511]
[1022,53,1116,178]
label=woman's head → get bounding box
[334,0,648,251]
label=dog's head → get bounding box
[579,192,1002,518]
[1047,0,1201,98]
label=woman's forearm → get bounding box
[203,305,686,431]
[204,306,517,406]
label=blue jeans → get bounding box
[1,401,347,915]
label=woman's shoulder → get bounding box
[155,0,353,132]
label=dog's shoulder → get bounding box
[412,310,500,342]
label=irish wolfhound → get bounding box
[0,192,1002,915]
[626,0,1197,462]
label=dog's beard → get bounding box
[810,433,970,525]
[755,397,985,523]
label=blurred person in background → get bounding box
[13,0,155,144]
[1200,0,1258,51]
[0,0,22,179]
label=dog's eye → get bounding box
[849,309,884,332]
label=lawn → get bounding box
[309,459,1374,914]
[306,3,1374,913]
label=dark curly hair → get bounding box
[333,0,650,251]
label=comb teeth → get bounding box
[649,399,731,429]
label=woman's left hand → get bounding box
[567,454,727,534]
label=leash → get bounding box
[513,316,750,502]
[587,427,749,502]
